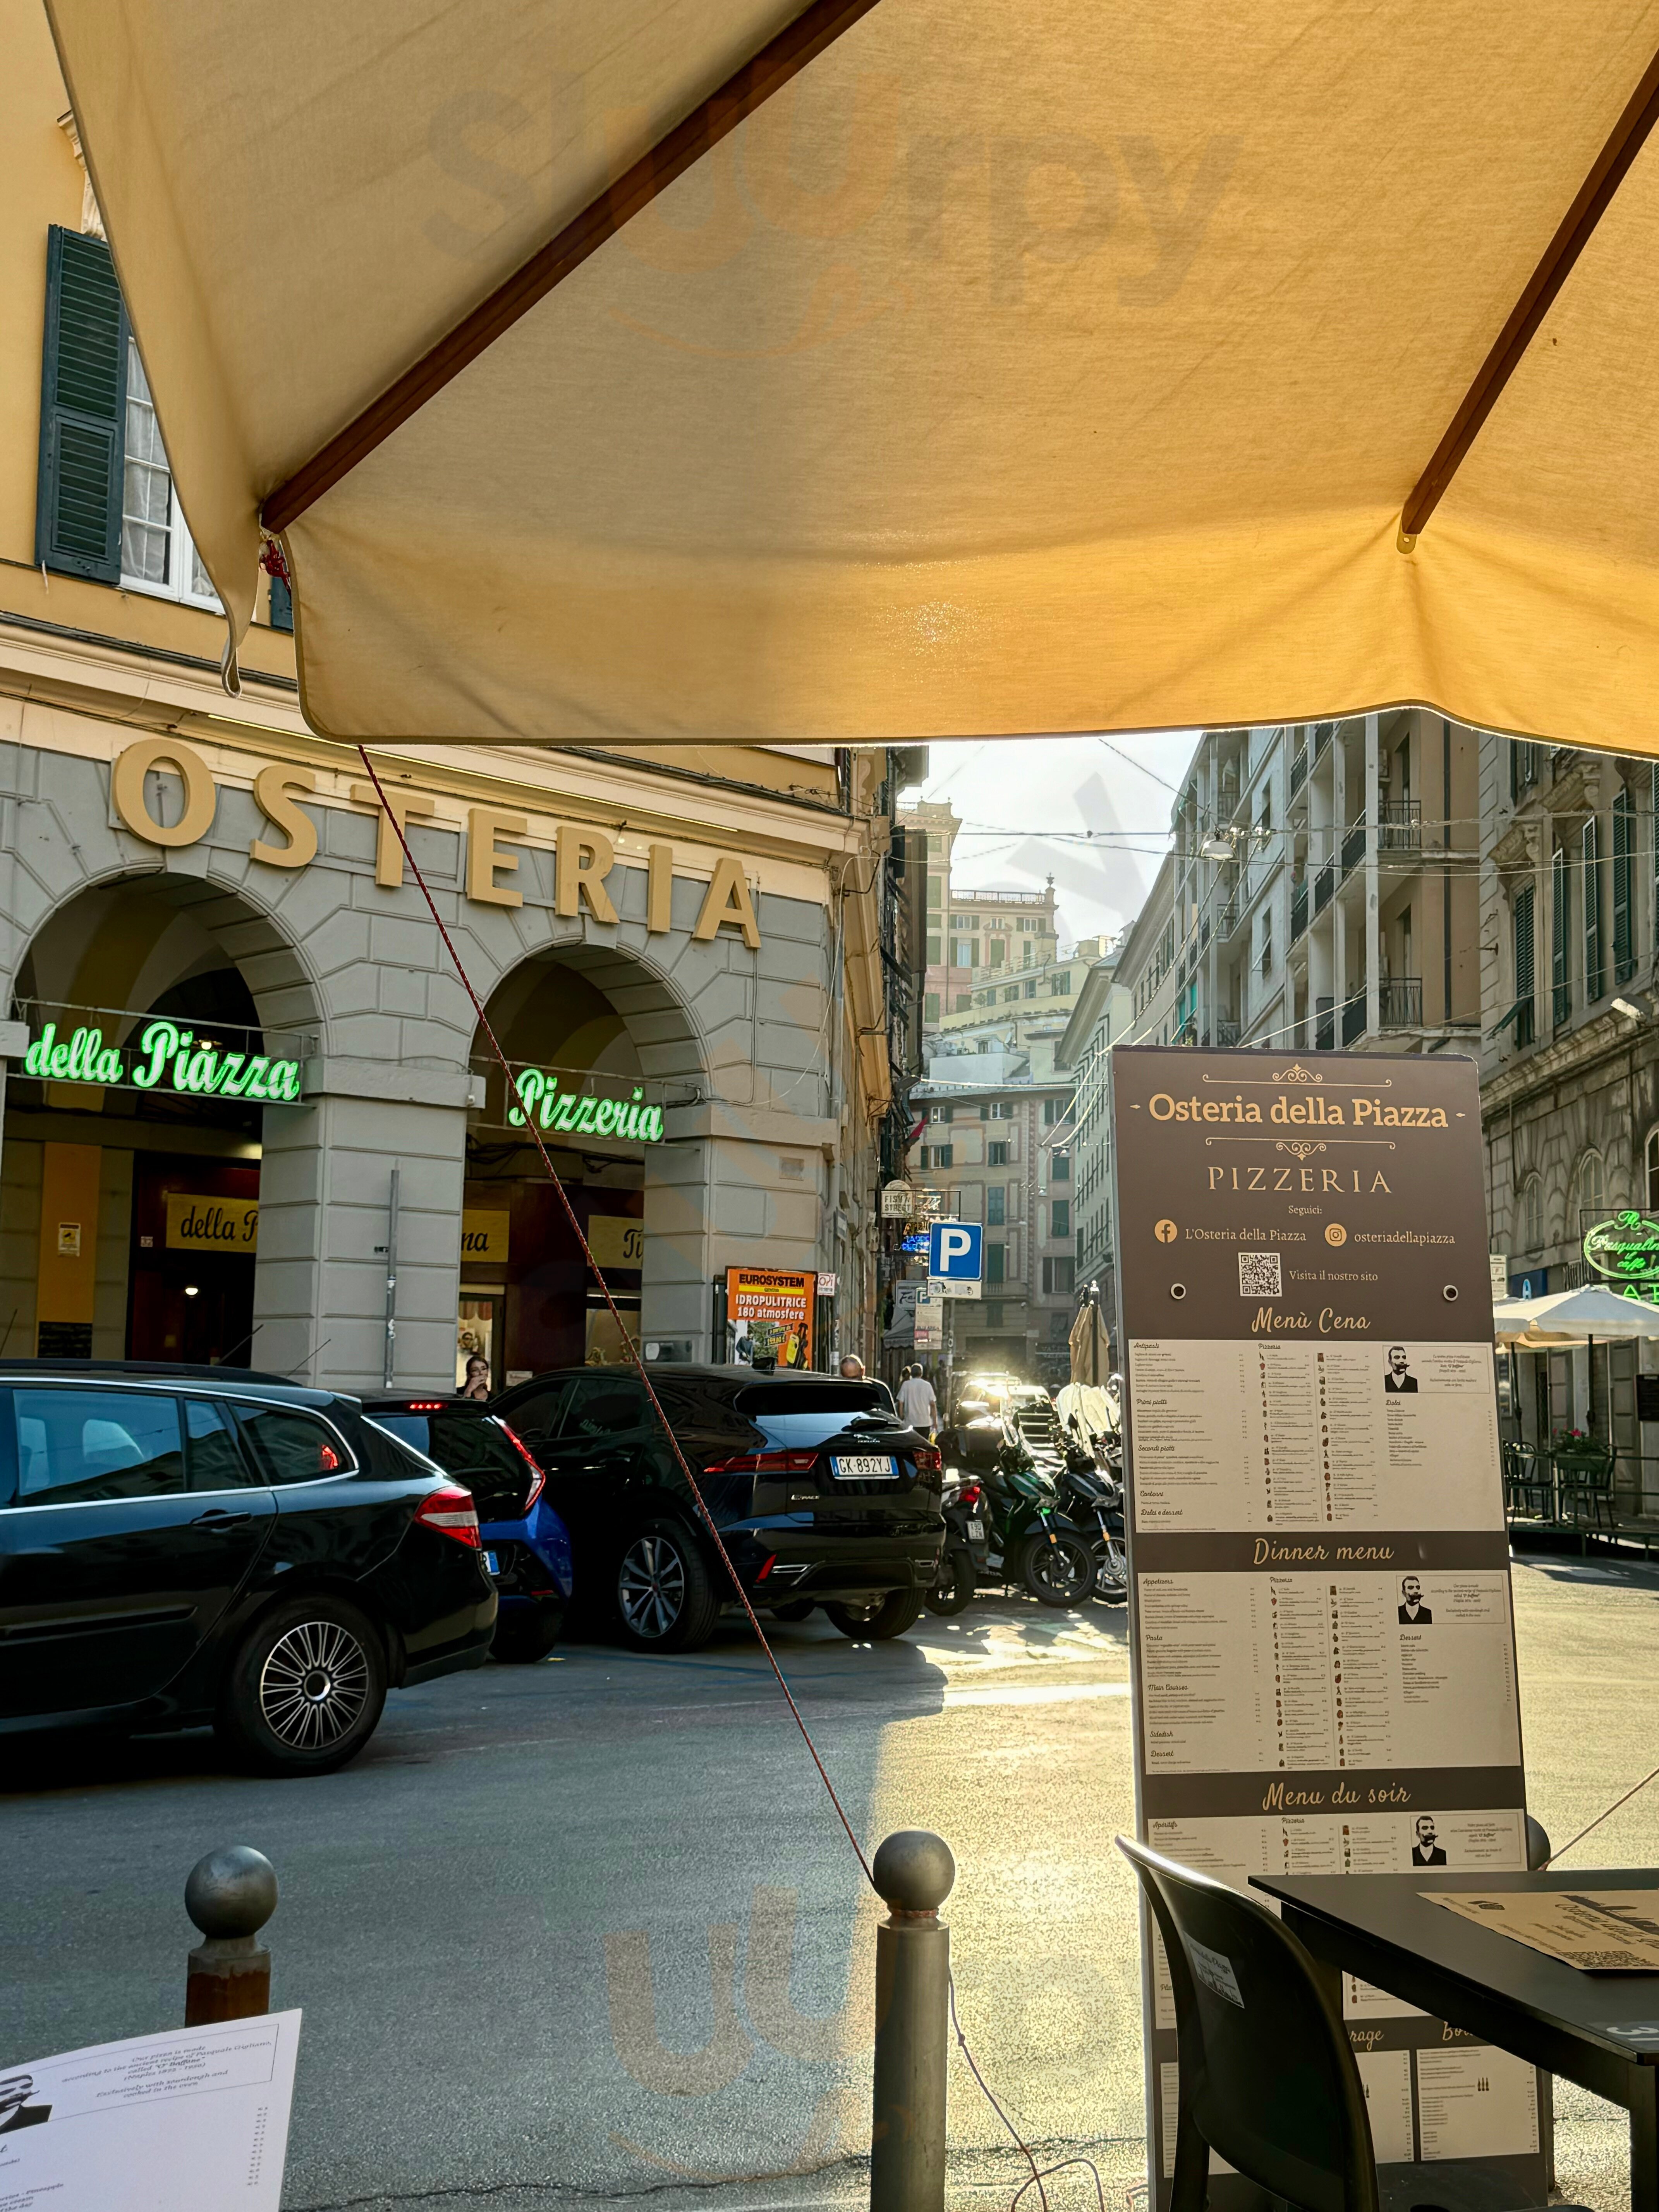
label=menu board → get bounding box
[1110,1046,1542,2209]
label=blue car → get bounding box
[362,1395,572,1661]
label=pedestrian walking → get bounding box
[898,1365,938,1435]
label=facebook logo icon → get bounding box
[928,1221,983,1281]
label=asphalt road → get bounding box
[0,1594,1143,2212]
[8,1549,1659,2212]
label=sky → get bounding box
[908,731,1202,949]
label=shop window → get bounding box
[989,1140,1009,1166]
[1051,1199,1071,1238]
[987,1186,1006,1226]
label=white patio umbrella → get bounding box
[42,2,1659,750]
[1506,1284,1659,1345]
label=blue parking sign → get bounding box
[928,1220,982,1280]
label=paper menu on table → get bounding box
[1128,1339,1501,1531]
[0,2010,300,2210]
[1430,1889,1659,1970]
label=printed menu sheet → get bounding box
[0,2011,300,2210]
[1111,1046,1540,2208]
[1431,1889,1659,1970]
[1128,1340,1502,1531]
[1137,1569,1519,1773]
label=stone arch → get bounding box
[0,861,325,1368]
[462,938,710,1375]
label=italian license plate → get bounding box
[833,1454,896,1480]
[483,1549,499,1576]
[967,1518,984,1538]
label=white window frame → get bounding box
[120,340,221,612]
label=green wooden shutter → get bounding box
[36,227,128,582]
[1583,814,1604,1002]
[1552,845,1570,1027]
[1513,883,1534,1043]
[1614,788,1635,984]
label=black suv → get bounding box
[491,1366,944,1650]
[0,1362,497,1773]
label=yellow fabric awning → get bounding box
[44,1,1659,751]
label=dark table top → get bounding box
[1252,1869,1659,2071]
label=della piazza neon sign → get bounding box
[25,1020,304,1103]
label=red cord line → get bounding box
[353,746,874,1886]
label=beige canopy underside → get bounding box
[44,1,1659,749]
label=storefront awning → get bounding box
[43,3,1659,753]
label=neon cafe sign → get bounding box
[24,1020,304,1103]
[1583,1212,1659,1305]
[505,1068,664,1143]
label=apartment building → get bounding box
[1479,737,1659,1496]
[1168,715,1481,1054]
[903,799,962,1034]
[1055,945,1134,1316]
[928,939,1108,1066]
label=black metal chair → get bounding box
[1501,1440,1551,1523]
[1117,1835,1572,2212]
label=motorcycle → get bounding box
[926,1475,992,1615]
[945,1411,1094,1607]
[1055,1439,1127,1603]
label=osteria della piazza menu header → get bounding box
[1109,1047,1543,2210]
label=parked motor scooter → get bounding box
[926,1474,992,1615]
[941,1407,1094,1607]
[1055,1439,1127,1602]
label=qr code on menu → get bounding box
[1239,1252,1282,1298]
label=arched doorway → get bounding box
[3,871,318,1365]
[460,945,703,1389]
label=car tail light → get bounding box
[756,1553,776,1582]
[913,1446,943,1477]
[493,1419,546,1512]
[703,1449,821,1475]
[415,1485,481,1548]
[407,1401,447,1410]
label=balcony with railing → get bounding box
[1315,995,1334,1049]
[1289,749,1309,799]
[1291,879,1308,942]
[1378,976,1423,1029]
[1341,992,1367,1046]
[1313,859,1335,915]
[1341,814,1367,877]
[1378,800,1422,852]
[1217,1020,1241,1048]
[1313,721,1334,760]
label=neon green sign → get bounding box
[24,1020,303,1103]
[506,1068,663,1142]
[1583,1211,1659,1284]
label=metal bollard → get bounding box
[184,1846,278,2026]
[871,1830,956,2212]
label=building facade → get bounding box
[0,25,918,1391]
[1479,736,1659,1498]
[1054,943,1133,1334]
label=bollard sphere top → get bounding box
[185,1846,278,1940]
[872,1829,955,1913]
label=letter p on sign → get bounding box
[929,1221,982,1280]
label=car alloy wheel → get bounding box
[618,1533,688,1640]
[258,1618,373,1750]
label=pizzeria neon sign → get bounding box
[24,1020,304,1103]
[505,1068,664,1143]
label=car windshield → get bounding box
[733,1383,900,1451]
[372,1410,535,1520]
